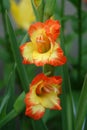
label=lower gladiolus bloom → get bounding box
[10,0,35,30]
[20,19,66,66]
[25,73,62,120]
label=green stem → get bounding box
[0,109,18,128]
[75,74,87,130]
[43,64,54,76]
[77,0,82,82]
[61,0,65,30]
[61,62,75,130]
[31,119,36,130]
[60,0,75,130]
[1,0,8,42]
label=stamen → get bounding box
[42,85,54,93]
[36,82,54,96]
[36,34,51,53]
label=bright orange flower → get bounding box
[25,73,62,120]
[20,19,66,66]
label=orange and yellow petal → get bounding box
[25,80,45,120]
[36,75,62,110]
[28,22,45,43]
[25,73,62,119]
[31,73,62,86]
[49,43,67,66]
[44,19,61,41]
[25,104,45,120]
[41,93,62,110]
[28,19,61,43]
[29,22,44,36]
[33,42,66,66]
[20,41,66,66]
[20,42,34,64]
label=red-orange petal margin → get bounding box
[25,91,45,120]
[44,19,61,41]
[49,47,67,66]
[19,43,31,64]
[28,22,44,36]
[25,104,45,120]
[28,19,61,42]
[50,99,62,110]
[30,73,62,87]
[19,42,66,66]
[20,43,26,54]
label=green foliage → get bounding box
[68,0,79,7]
[75,74,87,130]
[0,64,15,119]
[60,28,75,130]
[20,116,33,130]
[0,0,87,130]
[72,12,87,34]
[31,0,44,21]
[13,92,25,113]
[33,0,42,8]
[43,0,56,21]
[5,11,29,92]
[0,0,10,10]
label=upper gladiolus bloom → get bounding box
[25,73,62,120]
[20,19,66,66]
[10,0,35,30]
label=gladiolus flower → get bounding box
[20,19,66,66]
[25,73,62,120]
[10,0,35,30]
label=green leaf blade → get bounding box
[75,74,87,130]
[5,11,29,92]
[60,28,75,130]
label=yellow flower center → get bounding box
[36,35,51,53]
[36,82,54,96]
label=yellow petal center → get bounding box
[36,35,51,53]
